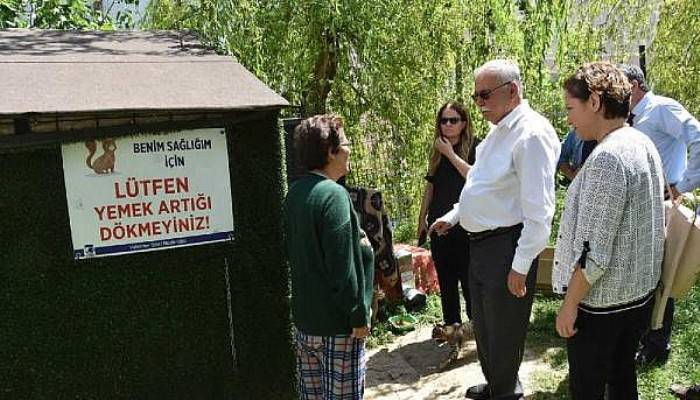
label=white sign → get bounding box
[62,128,234,259]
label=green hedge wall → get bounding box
[227,111,296,399]
[0,110,295,399]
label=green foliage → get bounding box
[0,0,140,29]
[649,0,700,115]
[2,0,658,246]
[141,0,532,236]
[31,0,100,28]
[142,0,656,241]
[0,0,23,27]
[142,0,200,31]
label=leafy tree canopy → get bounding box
[649,0,700,115]
[2,0,663,239]
[0,0,140,29]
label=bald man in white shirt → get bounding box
[431,60,560,400]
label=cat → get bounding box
[86,139,116,174]
[432,322,474,370]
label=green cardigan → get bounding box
[285,174,374,336]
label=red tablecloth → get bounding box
[393,244,440,294]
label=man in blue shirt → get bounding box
[558,130,597,181]
[622,64,700,366]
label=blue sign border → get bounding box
[74,231,234,259]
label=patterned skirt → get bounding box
[296,330,366,400]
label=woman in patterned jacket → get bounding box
[552,62,665,400]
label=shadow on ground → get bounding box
[366,294,570,398]
[525,375,570,400]
[366,336,479,388]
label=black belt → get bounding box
[577,290,654,315]
[467,223,523,242]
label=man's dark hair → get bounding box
[620,64,650,92]
[564,62,631,120]
[293,114,344,171]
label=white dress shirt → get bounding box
[552,127,664,308]
[631,92,700,193]
[438,101,561,274]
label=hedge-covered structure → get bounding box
[0,30,295,399]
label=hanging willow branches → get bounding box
[649,0,700,115]
[142,0,659,238]
[2,0,663,239]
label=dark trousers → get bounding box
[469,225,536,400]
[431,228,471,324]
[641,298,674,352]
[567,299,653,400]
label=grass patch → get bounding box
[528,368,569,400]
[637,284,700,399]
[367,293,443,349]
[527,285,700,399]
[527,294,564,348]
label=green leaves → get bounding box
[143,0,658,239]
[1,0,140,29]
[650,0,700,115]
[0,0,24,28]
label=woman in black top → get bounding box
[417,102,477,325]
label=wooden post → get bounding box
[639,44,647,76]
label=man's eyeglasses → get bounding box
[471,81,513,101]
[439,117,462,125]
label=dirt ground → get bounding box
[365,324,555,400]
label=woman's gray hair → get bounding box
[474,59,523,98]
[619,64,650,92]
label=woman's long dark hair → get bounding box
[428,102,474,175]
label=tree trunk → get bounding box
[455,44,464,103]
[303,30,339,117]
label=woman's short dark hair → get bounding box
[293,114,344,171]
[563,62,631,119]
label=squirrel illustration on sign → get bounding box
[85,139,116,174]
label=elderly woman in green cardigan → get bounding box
[285,114,374,400]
